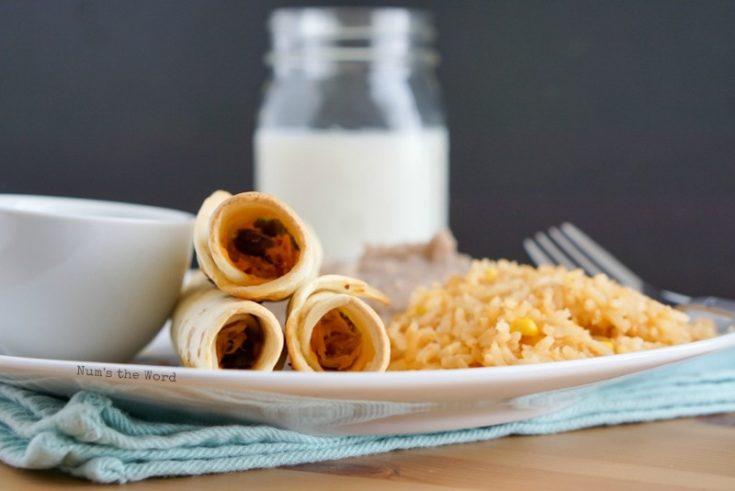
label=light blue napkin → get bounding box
[1,349,734,484]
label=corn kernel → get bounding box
[411,305,427,316]
[510,318,539,337]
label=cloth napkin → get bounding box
[1,349,734,484]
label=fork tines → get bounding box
[523,223,643,290]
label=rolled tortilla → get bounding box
[286,275,391,372]
[171,272,285,370]
[194,191,322,301]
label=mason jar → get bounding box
[254,7,448,261]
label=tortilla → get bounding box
[171,272,285,370]
[285,275,390,372]
[194,190,322,301]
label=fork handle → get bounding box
[686,296,735,314]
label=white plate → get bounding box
[1,315,734,436]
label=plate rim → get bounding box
[1,331,734,390]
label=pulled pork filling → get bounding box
[216,317,264,369]
[226,217,300,279]
[310,310,362,371]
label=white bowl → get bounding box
[0,194,194,362]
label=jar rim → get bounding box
[268,7,436,41]
[266,7,438,65]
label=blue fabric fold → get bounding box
[1,348,734,483]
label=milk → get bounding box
[254,128,449,260]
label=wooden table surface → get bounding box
[2,413,734,490]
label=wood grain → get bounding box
[1,415,733,490]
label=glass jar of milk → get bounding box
[255,7,448,261]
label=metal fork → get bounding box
[523,222,735,313]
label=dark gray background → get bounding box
[1,0,734,296]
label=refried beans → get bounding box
[322,230,471,321]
